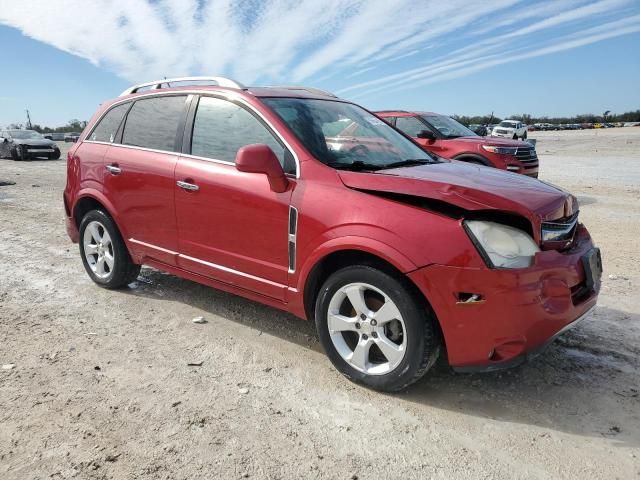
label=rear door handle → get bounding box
[105,164,121,175]
[176,180,199,191]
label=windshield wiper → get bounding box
[379,158,435,170]
[327,160,383,171]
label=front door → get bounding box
[395,116,445,155]
[174,96,294,300]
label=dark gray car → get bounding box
[0,129,61,160]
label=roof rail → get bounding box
[270,85,338,98]
[119,76,245,96]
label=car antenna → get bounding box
[25,109,33,130]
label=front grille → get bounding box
[541,211,579,246]
[495,129,508,134]
[25,144,52,150]
[515,147,539,170]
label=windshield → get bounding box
[421,115,476,138]
[9,130,43,139]
[499,121,517,128]
[262,98,437,170]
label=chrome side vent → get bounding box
[288,206,298,273]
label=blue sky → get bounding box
[1,0,639,127]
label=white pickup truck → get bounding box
[491,120,528,140]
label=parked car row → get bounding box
[531,122,624,131]
[43,132,66,141]
[41,132,82,142]
[62,77,601,392]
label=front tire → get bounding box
[11,146,23,161]
[49,150,61,160]
[79,209,140,289]
[522,131,528,140]
[315,265,440,392]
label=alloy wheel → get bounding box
[327,282,407,375]
[83,220,115,279]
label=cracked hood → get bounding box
[338,160,577,224]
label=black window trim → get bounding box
[183,94,296,176]
[79,89,300,178]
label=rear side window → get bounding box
[191,96,293,172]
[395,116,427,137]
[89,103,129,143]
[122,95,187,151]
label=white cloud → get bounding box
[0,0,637,92]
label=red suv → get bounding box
[64,77,600,391]
[376,111,539,177]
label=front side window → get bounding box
[89,103,129,143]
[262,98,437,171]
[422,115,477,139]
[395,116,429,138]
[122,95,187,151]
[191,96,292,172]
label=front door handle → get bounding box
[105,164,121,175]
[176,180,199,191]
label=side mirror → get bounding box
[236,144,289,193]
[416,130,436,140]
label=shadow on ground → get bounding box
[123,267,640,448]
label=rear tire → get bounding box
[315,265,440,392]
[512,134,518,140]
[523,131,527,140]
[79,209,140,289]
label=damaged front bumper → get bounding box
[408,225,601,371]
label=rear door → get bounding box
[174,95,294,300]
[76,104,132,195]
[103,94,190,266]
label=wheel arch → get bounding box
[451,153,493,167]
[301,248,444,349]
[72,190,125,236]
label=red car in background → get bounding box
[376,111,539,178]
[64,78,599,392]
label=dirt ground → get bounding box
[1,128,639,479]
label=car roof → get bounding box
[375,110,440,117]
[117,85,343,102]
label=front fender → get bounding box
[295,234,419,295]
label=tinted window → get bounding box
[395,116,427,137]
[89,103,129,143]
[122,96,187,151]
[191,97,292,172]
